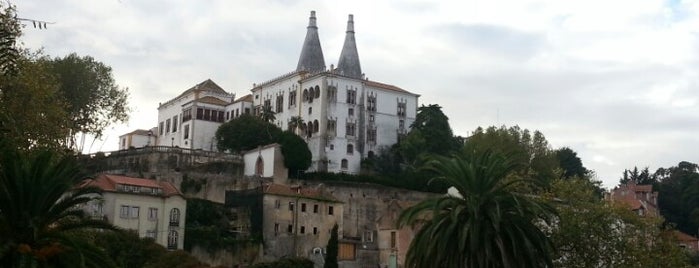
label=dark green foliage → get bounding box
[299,171,446,193]
[398,104,459,167]
[278,131,311,176]
[555,147,589,179]
[49,53,130,140]
[619,166,655,185]
[250,257,314,268]
[92,230,167,268]
[181,174,205,194]
[0,3,21,76]
[654,162,699,235]
[465,125,560,188]
[324,224,338,268]
[398,151,556,268]
[185,198,260,253]
[215,114,282,152]
[146,250,207,268]
[0,145,117,267]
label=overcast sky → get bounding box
[16,0,699,188]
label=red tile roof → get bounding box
[675,231,698,242]
[364,80,418,96]
[233,94,253,103]
[83,174,182,197]
[262,183,339,202]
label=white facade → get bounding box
[120,11,419,175]
[243,143,289,183]
[118,128,157,150]
[82,174,187,250]
[156,79,235,150]
[250,73,418,174]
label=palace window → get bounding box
[367,128,377,143]
[167,230,178,249]
[314,86,320,98]
[165,119,171,133]
[347,144,354,154]
[346,89,357,104]
[172,115,178,132]
[169,208,180,226]
[397,102,407,117]
[148,208,158,221]
[367,95,377,111]
[183,124,190,139]
[276,95,284,113]
[341,159,348,170]
[182,108,192,122]
[345,122,356,137]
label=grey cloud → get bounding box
[435,23,546,60]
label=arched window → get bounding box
[347,144,354,154]
[314,86,320,98]
[313,120,319,133]
[303,89,309,101]
[341,159,348,169]
[169,208,180,226]
[255,156,264,176]
[167,230,179,249]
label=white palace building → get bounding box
[120,11,419,175]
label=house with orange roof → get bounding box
[81,174,187,250]
[607,181,659,217]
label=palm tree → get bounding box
[288,116,304,134]
[260,105,276,123]
[397,150,556,268]
[0,146,116,267]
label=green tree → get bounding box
[49,53,130,149]
[400,104,458,162]
[250,257,313,268]
[555,147,589,179]
[465,126,560,188]
[0,3,21,76]
[277,131,311,177]
[0,53,71,150]
[398,151,556,268]
[92,230,167,268]
[216,114,282,152]
[550,178,691,267]
[323,224,338,268]
[260,105,276,123]
[288,116,304,134]
[0,146,116,267]
[654,162,699,236]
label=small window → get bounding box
[301,203,307,212]
[289,202,295,211]
[313,227,318,235]
[148,208,158,221]
[288,224,293,233]
[275,199,281,209]
[328,206,334,215]
[165,119,171,133]
[183,124,190,139]
[172,115,178,132]
[167,230,178,249]
[347,144,354,154]
[341,159,348,169]
[130,206,140,218]
[120,205,129,218]
[274,223,279,235]
[390,231,397,248]
[348,108,354,116]
[308,107,312,115]
[313,204,319,213]
[365,230,374,242]
[301,226,306,234]
[159,122,164,135]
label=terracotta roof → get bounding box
[233,94,253,103]
[675,231,698,242]
[262,183,339,202]
[196,96,230,106]
[364,80,418,96]
[635,184,653,192]
[83,174,182,197]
